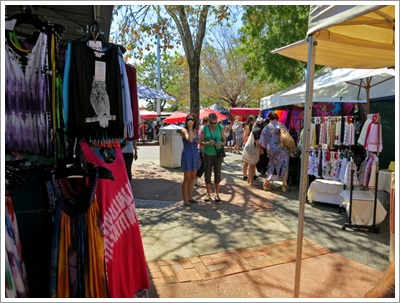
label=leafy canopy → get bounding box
[239,5,313,89]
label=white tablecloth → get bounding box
[307,179,344,205]
[378,169,394,193]
[340,189,387,226]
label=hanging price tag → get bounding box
[88,40,102,51]
[94,61,106,82]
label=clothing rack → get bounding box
[342,113,381,233]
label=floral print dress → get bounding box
[259,121,290,181]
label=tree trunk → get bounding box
[188,59,200,121]
[165,5,209,124]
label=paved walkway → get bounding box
[132,144,392,299]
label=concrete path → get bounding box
[131,143,392,299]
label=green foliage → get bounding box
[239,5,312,88]
[135,51,187,111]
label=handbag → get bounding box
[208,125,226,159]
[279,125,296,154]
[216,147,226,159]
[242,132,260,165]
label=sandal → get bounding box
[183,201,190,206]
[189,199,198,204]
[204,195,211,202]
[214,194,221,202]
[263,183,271,191]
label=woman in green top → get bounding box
[200,113,226,202]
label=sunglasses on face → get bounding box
[209,121,217,124]
[186,118,194,121]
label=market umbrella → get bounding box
[163,111,187,124]
[200,109,227,121]
[137,83,176,100]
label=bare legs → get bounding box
[243,162,257,184]
[182,170,197,203]
[243,161,249,180]
[248,164,256,184]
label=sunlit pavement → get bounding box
[131,144,391,298]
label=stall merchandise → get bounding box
[4,10,149,298]
[342,113,385,232]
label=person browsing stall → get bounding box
[180,114,201,206]
[259,112,290,192]
[200,113,226,202]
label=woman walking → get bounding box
[224,121,234,153]
[259,112,290,192]
[181,114,201,205]
[242,115,257,184]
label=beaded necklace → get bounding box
[53,166,99,217]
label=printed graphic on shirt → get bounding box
[85,79,116,127]
[103,183,137,265]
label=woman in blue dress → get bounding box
[181,114,201,205]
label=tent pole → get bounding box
[294,34,316,298]
[365,77,371,115]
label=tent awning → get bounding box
[280,67,396,106]
[282,67,395,96]
[272,29,395,68]
[230,108,260,116]
[272,5,395,68]
[258,67,397,110]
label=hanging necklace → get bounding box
[53,167,99,217]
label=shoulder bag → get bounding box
[279,125,296,154]
[208,125,226,159]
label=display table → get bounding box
[378,169,394,193]
[340,189,387,226]
[307,179,344,205]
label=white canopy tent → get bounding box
[271,4,396,298]
[259,67,395,110]
[261,67,396,111]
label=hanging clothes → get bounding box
[364,115,383,153]
[125,64,141,140]
[117,48,134,138]
[80,141,149,298]
[67,40,124,140]
[5,195,29,298]
[5,31,52,155]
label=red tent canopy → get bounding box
[163,111,187,124]
[230,108,260,116]
[139,109,158,120]
[200,109,227,121]
[230,108,260,121]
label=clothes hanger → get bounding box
[79,20,113,49]
[6,12,49,31]
[57,138,115,180]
